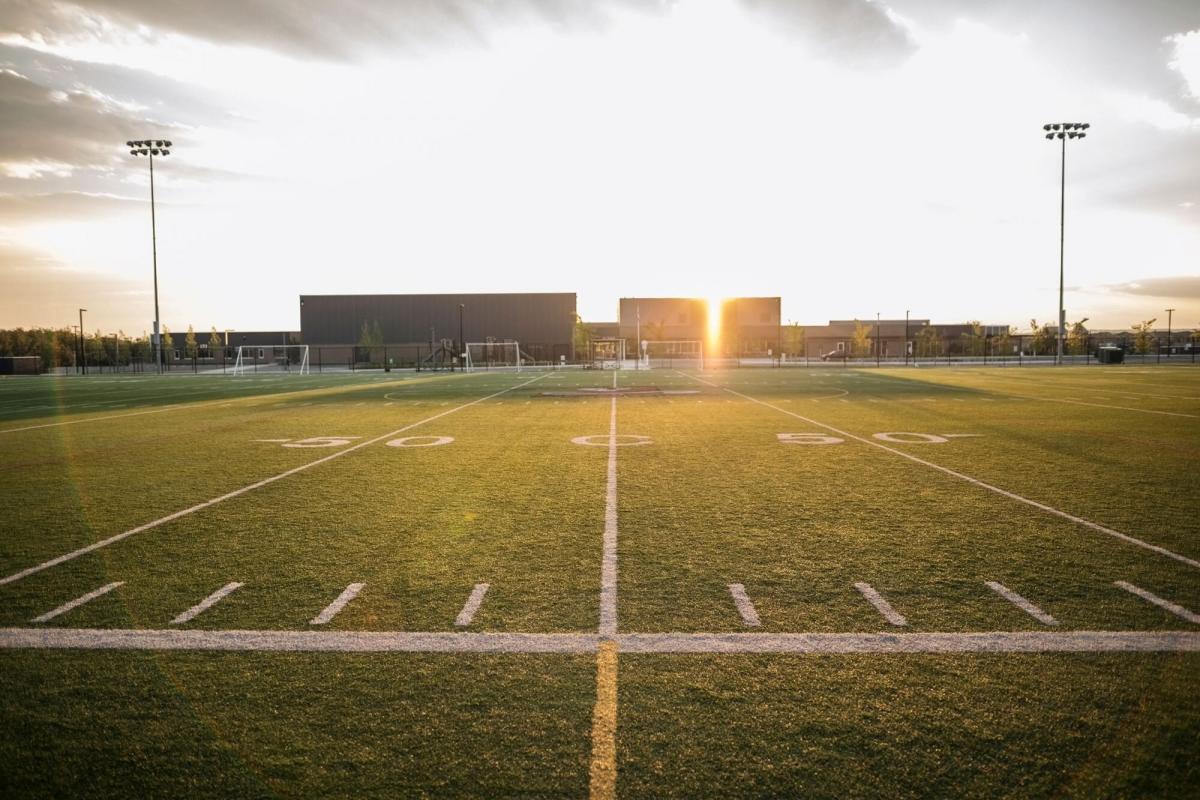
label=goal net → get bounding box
[232,345,309,375]
[642,340,704,369]
[589,338,626,369]
[465,341,521,372]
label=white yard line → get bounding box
[599,395,619,636]
[171,582,243,624]
[681,373,1200,571]
[31,582,124,623]
[1,628,1197,653]
[454,583,491,627]
[0,375,546,587]
[1115,581,1200,624]
[854,583,908,626]
[310,583,365,625]
[985,581,1059,626]
[728,584,762,626]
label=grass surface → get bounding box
[0,365,1197,797]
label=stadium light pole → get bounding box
[905,310,910,366]
[1042,122,1089,365]
[459,304,465,372]
[1165,308,1175,359]
[78,308,87,375]
[876,312,881,367]
[127,139,171,373]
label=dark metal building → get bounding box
[299,293,577,362]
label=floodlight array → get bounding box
[127,139,173,156]
[1042,122,1089,140]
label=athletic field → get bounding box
[0,366,1197,798]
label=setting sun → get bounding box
[707,296,725,345]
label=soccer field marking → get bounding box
[1115,581,1200,624]
[310,583,366,625]
[985,581,1059,626]
[171,582,244,624]
[727,583,762,626]
[31,582,124,623]
[0,374,546,588]
[572,434,652,447]
[454,583,490,627]
[854,583,908,626]
[599,396,619,637]
[682,373,1200,571]
[1002,393,1198,418]
[2,628,1198,653]
[588,641,618,800]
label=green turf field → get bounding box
[0,366,1197,798]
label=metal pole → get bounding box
[79,308,87,375]
[149,152,162,374]
[876,312,881,367]
[459,304,465,372]
[1057,135,1065,366]
[904,310,909,366]
[1166,308,1174,361]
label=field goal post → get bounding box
[589,338,626,369]
[465,341,521,372]
[642,339,704,369]
[232,345,309,375]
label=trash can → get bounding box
[1096,346,1124,364]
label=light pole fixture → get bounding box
[78,308,88,375]
[127,138,172,373]
[1042,122,1089,365]
[1166,308,1175,358]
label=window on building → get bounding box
[173,349,181,360]
[257,348,265,359]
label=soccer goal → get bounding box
[232,345,309,375]
[464,341,521,372]
[642,339,704,369]
[589,338,626,369]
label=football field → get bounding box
[0,365,1197,798]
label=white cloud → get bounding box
[1168,29,1200,99]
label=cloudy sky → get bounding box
[1,0,1197,335]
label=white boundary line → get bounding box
[681,373,1200,571]
[0,374,546,587]
[985,581,1059,626]
[1115,581,1200,624]
[854,583,908,626]
[599,395,619,636]
[31,582,124,623]
[0,628,1196,653]
[455,583,490,627]
[171,582,243,624]
[728,584,762,626]
[310,583,366,625]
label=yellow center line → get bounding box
[589,641,619,800]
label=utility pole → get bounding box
[78,308,88,375]
[458,304,465,372]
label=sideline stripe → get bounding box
[728,583,762,626]
[985,581,1059,626]
[854,582,908,626]
[1,628,1197,653]
[599,395,619,636]
[682,373,1200,571]
[588,641,619,800]
[0,375,545,588]
[1115,581,1200,624]
[31,582,124,623]
[171,582,243,624]
[310,583,365,625]
[454,583,490,627]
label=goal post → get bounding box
[642,339,704,369]
[464,341,521,372]
[589,338,626,369]
[232,345,309,375]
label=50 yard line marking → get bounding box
[590,375,621,800]
[0,374,546,587]
[682,372,1200,570]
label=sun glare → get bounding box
[707,296,725,344]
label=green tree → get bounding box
[1029,319,1055,356]
[851,319,872,357]
[358,320,384,348]
[783,323,805,357]
[161,325,174,357]
[209,327,222,357]
[959,321,983,357]
[916,326,940,357]
[185,325,198,358]
[1131,318,1157,354]
[1067,318,1090,355]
